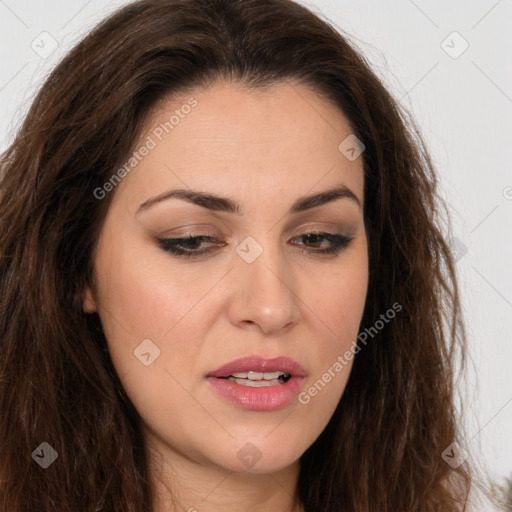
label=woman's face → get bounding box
[84,80,368,476]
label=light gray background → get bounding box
[1,0,511,494]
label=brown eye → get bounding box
[291,232,354,255]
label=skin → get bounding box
[83,80,368,512]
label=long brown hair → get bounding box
[0,0,492,510]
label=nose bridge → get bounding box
[230,234,301,333]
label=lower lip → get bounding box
[206,376,305,411]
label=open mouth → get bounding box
[206,355,306,411]
[220,371,292,387]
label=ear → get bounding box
[82,286,98,314]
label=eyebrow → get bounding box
[136,183,362,215]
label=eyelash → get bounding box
[157,231,354,258]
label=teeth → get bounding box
[224,370,292,387]
[227,377,282,387]
[229,371,289,380]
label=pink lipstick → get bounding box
[206,355,306,411]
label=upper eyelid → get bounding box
[163,229,346,240]
[159,222,352,237]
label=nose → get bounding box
[227,239,302,335]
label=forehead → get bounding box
[113,80,364,210]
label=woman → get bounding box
[0,0,493,510]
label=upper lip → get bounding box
[207,355,306,378]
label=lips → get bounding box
[206,355,306,411]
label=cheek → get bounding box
[93,240,212,389]
[300,247,368,395]
[320,269,367,332]
[93,244,213,435]
[309,249,368,346]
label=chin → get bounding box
[208,436,306,475]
